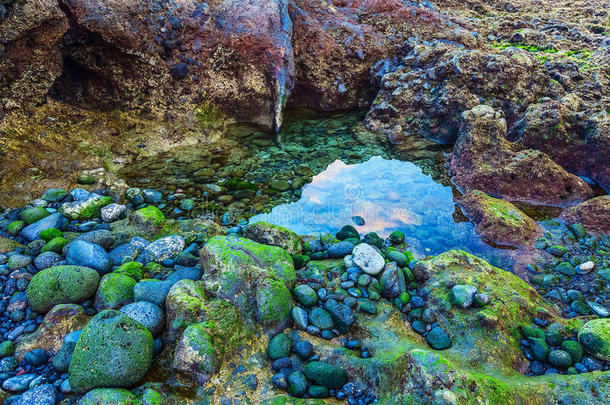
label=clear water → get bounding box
[119,111,519,268]
[251,156,514,267]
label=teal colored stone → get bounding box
[336,225,359,241]
[387,251,407,267]
[303,361,347,389]
[293,284,318,307]
[389,231,405,244]
[548,350,572,369]
[547,245,567,257]
[560,340,583,363]
[556,262,576,276]
[267,333,292,360]
[527,337,549,362]
[426,326,451,350]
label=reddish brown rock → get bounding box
[559,196,610,234]
[511,96,610,192]
[449,105,593,207]
[289,0,445,111]
[14,304,89,361]
[57,0,294,131]
[0,0,69,115]
[458,190,543,247]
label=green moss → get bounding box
[26,265,100,313]
[114,261,144,280]
[21,206,50,225]
[222,178,259,191]
[40,227,63,242]
[256,277,293,327]
[79,388,139,405]
[40,237,68,254]
[94,273,137,310]
[6,221,25,236]
[202,299,253,354]
[129,206,166,230]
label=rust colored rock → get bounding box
[289,0,444,111]
[560,196,610,234]
[448,105,593,207]
[14,304,89,361]
[511,96,610,192]
[58,0,294,131]
[458,190,543,247]
[0,0,69,114]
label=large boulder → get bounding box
[578,319,610,362]
[0,0,68,114]
[244,222,302,254]
[559,196,610,234]
[458,190,543,247]
[512,96,610,192]
[65,240,113,275]
[26,265,100,313]
[200,235,295,330]
[448,105,593,207]
[59,194,113,220]
[58,0,294,131]
[172,323,221,385]
[68,310,153,392]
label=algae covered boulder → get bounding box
[578,319,610,361]
[458,190,543,247]
[244,221,303,254]
[21,206,50,225]
[129,205,166,233]
[165,280,209,343]
[78,388,139,404]
[303,361,347,389]
[68,310,153,392]
[200,235,296,329]
[94,273,137,310]
[26,266,100,313]
[172,322,221,385]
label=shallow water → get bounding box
[119,110,519,268]
[251,156,514,266]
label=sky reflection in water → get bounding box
[251,156,508,263]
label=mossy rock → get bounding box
[303,361,347,389]
[40,237,68,254]
[200,235,295,325]
[256,278,293,328]
[40,228,63,242]
[94,273,137,310]
[412,250,560,373]
[26,265,100,313]
[21,207,50,225]
[172,322,221,385]
[68,310,153,392]
[78,388,139,405]
[129,206,166,233]
[6,221,25,236]
[0,237,23,254]
[59,195,113,220]
[244,221,303,254]
[578,319,610,361]
[114,261,144,280]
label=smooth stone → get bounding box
[20,213,67,242]
[309,308,334,330]
[119,301,165,335]
[133,281,173,307]
[293,284,318,307]
[351,243,385,275]
[65,240,113,275]
[450,285,478,308]
[291,307,308,330]
[426,327,452,350]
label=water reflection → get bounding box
[251,156,511,265]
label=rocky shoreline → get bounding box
[0,186,607,404]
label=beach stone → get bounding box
[119,301,164,335]
[15,383,56,405]
[21,206,50,225]
[327,241,355,258]
[244,222,302,254]
[59,194,113,220]
[287,370,307,397]
[78,388,138,404]
[133,280,173,307]
[94,273,137,310]
[450,285,478,308]
[172,323,221,384]
[309,307,333,330]
[293,284,318,307]
[68,310,153,392]
[267,333,292,360]
[336,225,359,241]
[137,235,185,264]
[303,361,347,389]
[379,262,406,298]
[291,307,308,330]
[578,319,610,361]
[65,240,113,275]
[26,266,100,313]
[20,213,66,242]
[351,243,384,275]
[101,204,126,222]
[426,326,452,350]
[548,350,572,369]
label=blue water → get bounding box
[251,156,511,265]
